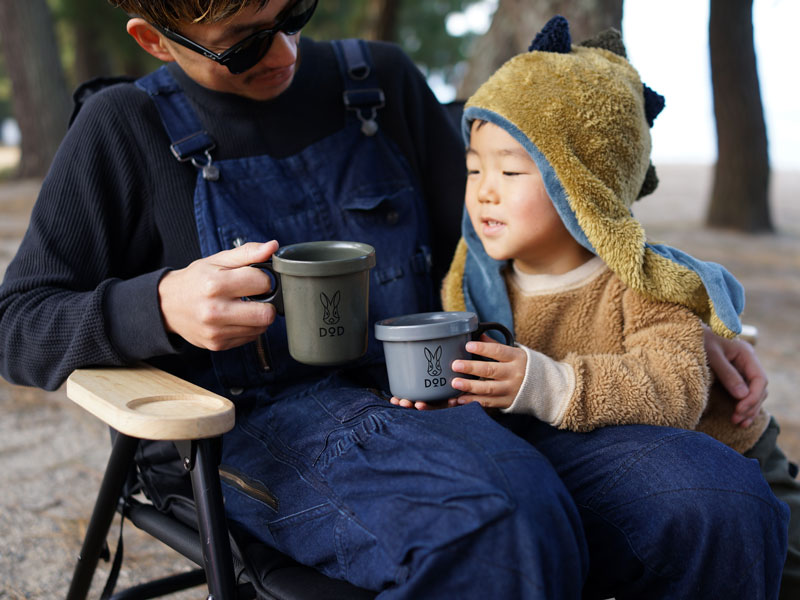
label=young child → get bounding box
[393,16,798,598]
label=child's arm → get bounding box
[558,292,709,432]
[453,292,710,432]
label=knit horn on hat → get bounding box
[443,15,744,338]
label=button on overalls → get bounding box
[136,40,581,597]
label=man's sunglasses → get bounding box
[150,0,318,74]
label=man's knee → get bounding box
[593,429,789,596]
[388,449,588,599]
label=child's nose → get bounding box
[477,179,499,203]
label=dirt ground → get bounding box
[0,164,798,598]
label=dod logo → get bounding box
[423,346,446,388]
[319,291,345,337]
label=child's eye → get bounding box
[466,169,480,176]
[503,171,522,176]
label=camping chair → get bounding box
[64,363,376,600]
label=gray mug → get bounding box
[253,241,376,366]
[375,311,514,402]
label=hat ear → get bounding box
[637,163,659,200]
[528,15,572,53]
[579,27,627,57]
[643,83,666,127]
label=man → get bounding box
[0,1,783,597]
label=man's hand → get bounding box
[158,241,279,351]
[703,326,768,428]
[449,336,527,410]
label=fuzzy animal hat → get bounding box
[442,16,744,338]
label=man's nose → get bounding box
[265,31,297,66]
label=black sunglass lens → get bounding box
[223,0,317,73]
[282,0,318,34]
[225,34,273,73]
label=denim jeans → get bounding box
[745,416,800,600]
[502,415,790,600]
[221,374,588,598]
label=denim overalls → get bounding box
[134,41,787,598]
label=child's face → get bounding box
[465,121,587,274]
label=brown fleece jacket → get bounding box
[443,251,768,453]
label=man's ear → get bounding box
[126,18,175,63]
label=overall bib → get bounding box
[135,41,580,598]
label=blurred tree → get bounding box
[52,0,161,85]
[364,0,401,41]
[0,0,71,178]
[304,0,478,84]
[457,0,623,98]
[707,0,771,232]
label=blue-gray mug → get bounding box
[375,311,514,402]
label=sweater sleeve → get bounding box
[0,88,179,390]
[543,290,710,431]
[502,344,575,425]
[553,290,710,432]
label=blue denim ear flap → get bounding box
[461,207,514,333]
[645,244,744,334]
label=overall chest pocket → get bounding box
[339,182,435,322]
[339,180,416,248]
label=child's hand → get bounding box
[389,397,451,411]
[450,335,526,410]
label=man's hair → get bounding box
[109,0,270,29]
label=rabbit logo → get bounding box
[319,291,344,337]
[424,346,446,388]
[424,346,443,376]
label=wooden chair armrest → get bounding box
[66,364,234,440]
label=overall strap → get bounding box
[135,66,219,180]
[331,39,385,136]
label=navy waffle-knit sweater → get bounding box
[0,37,465,391]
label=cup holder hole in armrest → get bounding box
[126,394,229,416]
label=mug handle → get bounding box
[473,322,514,346]
[247,262,284,315]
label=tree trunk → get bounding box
[364,0,401,42]
[707,0,771,232]
[0,0,71,178]
[457,0,623,98]
[74,23,114,85]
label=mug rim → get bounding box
[375,311,478,342]
[272,241,376,276]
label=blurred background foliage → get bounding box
[0,0,481,124]
[0,0,770,231]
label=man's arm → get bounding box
[0,90,172,390]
